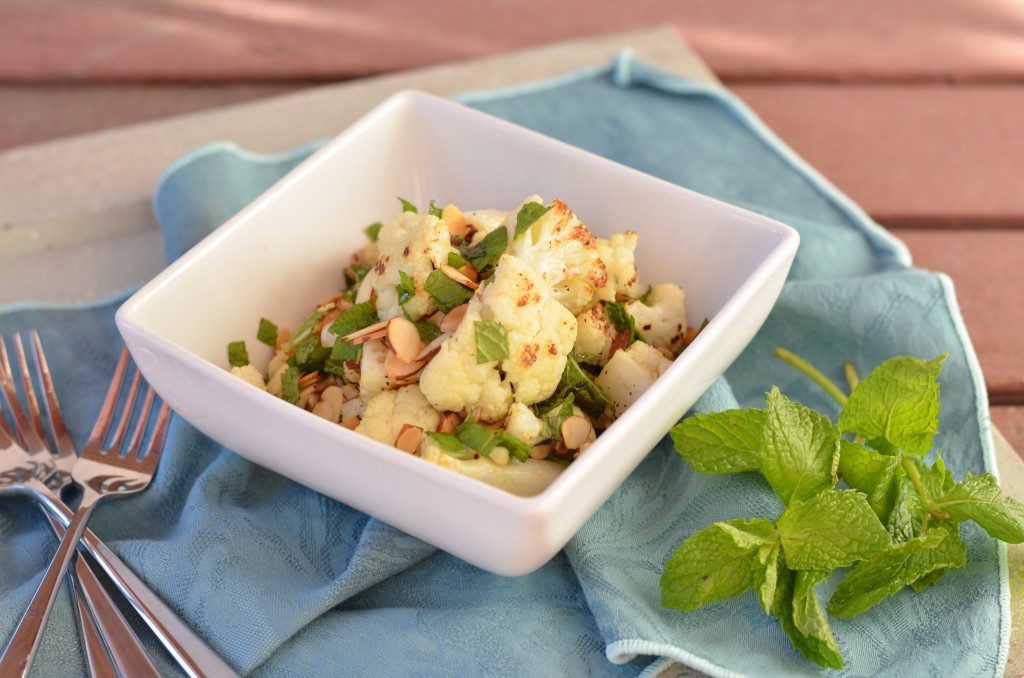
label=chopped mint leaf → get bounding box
[281,366,300,405]
[661,518,777,612]
[454,419,531,462]
[537,395,575,442]
[428,199,443,218]
[328,301,378,338]
[761,388,839,504]
[837,440,902,524]
[934,472,1024,542]
[669,408,764,475]
[227,341,249,367]
[364,221,382,242]
[426,431,467,455]
[461,226,508,272]
[256,318,278,347]
[513,201,552,240]
[424,268,474,312]
[638,285,653,304]
[838,354,947,455]
[413,320,443,343]
[829,528,966,618]
[753,541,782,614]
[474,320,509,364]
[330,340,362,363]
[398,197,417,213]
[282,308,326,352]
[396,270,416,306]
[545,358,614,421]
[605,300,643,346]
[773,567,844,670]
[293,335,329,371]
[447,251,471,269]
[344,263,372,290]
[776,489,890,571]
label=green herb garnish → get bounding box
[396,270,416,307]
[447,251,471,269]
[474,320,509,364]
[364,221,382,242]
[428,199,444,218]
[454,419,532,462]
[424,269,474,312]
[328,301,378,361]
[344,263,372,290]
[398,197,418,213]
[256,318,278,347]
[605,301,643,346]
[542,358,614,421]
[661,350,1024,669]
[280,365,301,404]
[227,341,249,367]
[460,226,508,272]
[513,202,552,240]
[414,320,443,343]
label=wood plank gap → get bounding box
[990,392,1024,407]
[876,218,1024,231]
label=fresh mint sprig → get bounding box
[661,349,1024,669]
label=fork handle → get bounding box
[0,500,97,678]
[32,491,239,678]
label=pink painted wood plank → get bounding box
[891,229,1024,398]
[993,406,1024,458]
[2,0,1024,82]
[733,84,1024,227]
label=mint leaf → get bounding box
[776,489,890,571]
[454,419,531,462]
[413,320,443,343]
[281,366,300,404]
[761,388,839,504]
[396,270,416,306]
[474,320,509,364]
[773,567,843,670]
[887,480,917,543]
[282,308,326,352]
[364,221,382,242]
[447,251,471,269]
[461,226,508,272]
[606,301,643,346]
[669,409,764,474]
[661,518,776,612]
[328,301,378,339]
[537,395,575,442]
[426,431,472,459]
[544,358,614,421]
[829,528,966,618]
[837,440,902,524]
[424,269,474,312]
[398,197,417,213]
[753,541,781,614]
[513,201,552,240]
[838,354,946,455]
[935,473,1024,542]
[256,318,278,347]
[227,341,249,367]
[428,199,443,218]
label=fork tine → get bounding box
[29,330,75,458]
[13,333,49,450]
[124,386,155,460]
[106,369,142,457]
[139,400,171,474]
[0,336,43,452]
[83,348,130,455]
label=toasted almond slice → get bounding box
[437,411,463,434]
[608,328,630,358]
[274,327,291,351]
[439,264,479,290]
[530,444,552,460]
[560,415,594,450]
[442,204,469,237]
[386,316,424,362]
[416,332,451,362]
[340,416,361,430]
[395,424,424,453]
[385,350,427,381]
[341,319,388,345]
[457,264,479,283]
[298,371,322,389]
[311,399,335,423]
[439,303,469,333]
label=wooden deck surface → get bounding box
[2,0,1022,452]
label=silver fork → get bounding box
[0,347,170,678]
[0,332,162,677]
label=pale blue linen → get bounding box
[0,53,1006,676]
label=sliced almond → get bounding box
[341,320,388,345]
[439,264,479,290]
[608,329,630,358]
[311,400,336,423]
[298,371,323,389]
[340,416,361,430]
[439,303,469,332]
[416,332,451,362]
[530,444,552,461]
[385,350,427,381]
[386,316,424,362]
[394,424,424,453]
[560,415,594,450]
[457,264,479,283]
[442,204,469,237]
[437,411,463,434]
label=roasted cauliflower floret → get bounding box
[358,338,395,398]
[482,254,578,405]
[594,231,641,301]
[369,211,454,321]
[355,385,441,445]
[626,283,688,355]
[573,303,614,366]
[230,364,266,390]
[505,402,545,446]
[418,300,514,421]
[594,340,673,416]
[509,198,608,315]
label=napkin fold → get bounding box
[0,52,1007,677]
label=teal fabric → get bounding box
[0,53,1007,677]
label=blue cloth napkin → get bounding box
[0,53,1008,677]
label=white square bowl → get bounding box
[116,90,798,576]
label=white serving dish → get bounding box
[116,90,798,576]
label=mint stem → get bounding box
[844,361,859,392]
[774,348,848,407]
